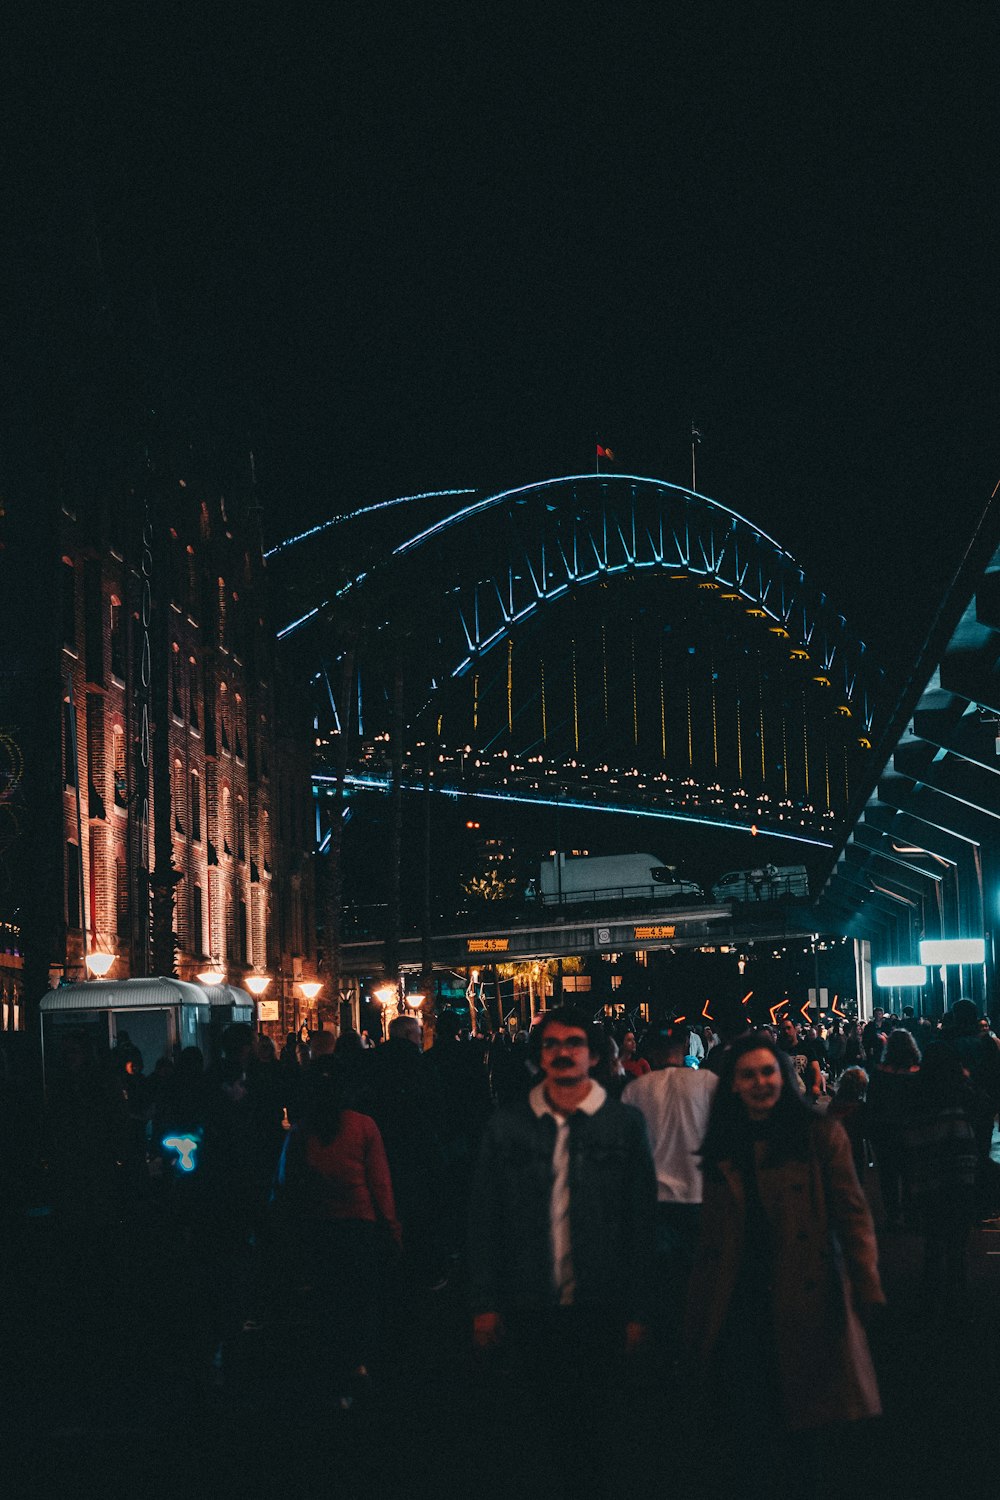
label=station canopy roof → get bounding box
[814,493,1000,941]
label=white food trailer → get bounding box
[39,976,256,1083]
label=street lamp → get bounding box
[85,949,116,978]
[198,964,226,986]
[299,980,323,1003]
[245,974,272,997]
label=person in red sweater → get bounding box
[274,1069,401,1404]
[620,1030,651,1080]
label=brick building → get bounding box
[49,472,320,1037]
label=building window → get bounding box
[86,693,106,819]
[63,700,76,787]
[113,726,127,808]
[110,596,125,680]
[84,560,103,684]
[238,898,248,964]
[222,788,232,858]
[66,841,81,928]
[189,658,200,728]
[237,795,246,862]
[186,545,198,617]
[192,884,204,956]
[173,759,185,835]
[172,645,183,717]
[190,771,201,841]
[61,558,76,648]
[116,859,129,939]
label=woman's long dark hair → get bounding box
[302,1066,347,1145]
[700,1032,817,1176]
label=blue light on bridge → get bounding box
[321,772,833,848]
[265,489,476,559]
[391,473,790,560]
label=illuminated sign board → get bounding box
[919,939,986,966]
[875,965,927,987]
[468,938,510,953]
[633,925,676,941]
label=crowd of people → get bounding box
[7,994,1000,1496]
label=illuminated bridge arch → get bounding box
[279,473,884,839]
[388,474,878,728]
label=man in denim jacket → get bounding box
[468,1006,656,1483]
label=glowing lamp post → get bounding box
[406,991,426,1022]
[85,950,116,979]
[373,982,398,1038]
[197,965,226,986]
[245,974,272,998]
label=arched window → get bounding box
[216,577,227,649]
[191,883,204,956]
[186,544,198,614]
[172,759,185,835]
[219,680,229,753]
[188,656,200,728]
[113,726,127,808]
[171,642,183,716]
[236,795,246,862]
[116,859,129,938]
[61,557,76,647]
[110,595,125,678]
[222,787,232,858]
[190,770,201,841]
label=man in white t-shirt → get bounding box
[622,1023,717,1352]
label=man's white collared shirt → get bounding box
[529,1080,607,1304]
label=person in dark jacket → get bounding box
[867,1028,922,1229]
[468,1006,656,1495]
[904,1044,979,1295]
[685,1034,884,1490]
[931,998,1000,1210]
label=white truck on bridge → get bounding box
[538,852,703,906]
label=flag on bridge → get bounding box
[596,443,614,460]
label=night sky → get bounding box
[11,4,998,674]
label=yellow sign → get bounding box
[633,925,676,940]
[468,938,510,953]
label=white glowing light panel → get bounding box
[919,939,986,966]
[874,965,927,987]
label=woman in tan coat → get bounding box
[685,1033,885,1451]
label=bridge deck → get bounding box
[340,898,822,972]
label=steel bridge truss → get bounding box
[388,475,880,733]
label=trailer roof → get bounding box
[39,977,255,1013]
